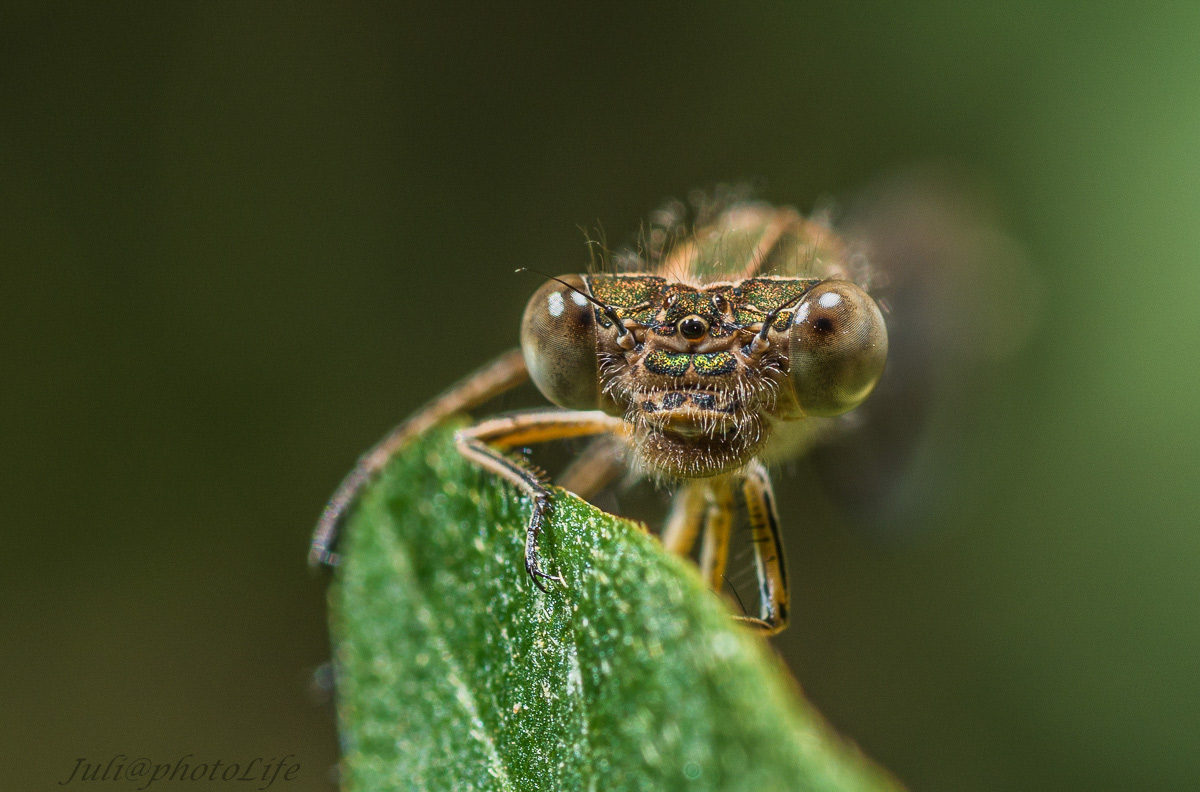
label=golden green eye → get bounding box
[787,280,887,417]
[520,274,603,411]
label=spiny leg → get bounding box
[661,480,708,556]
[310,348,528,567]
[698,477,735,592]
[455,409,626,591]
[733,460,789,635]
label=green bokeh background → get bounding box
[3,3,1197,791]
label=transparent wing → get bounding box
[808,164,1040,538]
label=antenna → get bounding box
[756,290,810,344]
[514,267,631,341]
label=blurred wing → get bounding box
[809,164,1040,539]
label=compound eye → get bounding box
[520,274,602,410]
[787,280,887,417]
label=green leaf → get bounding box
[329,423,903,792]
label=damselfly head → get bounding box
[521,268,887,480]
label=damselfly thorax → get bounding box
[312,199,888,635]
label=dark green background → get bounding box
[4,3,1197,791]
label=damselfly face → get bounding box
[520,205,888,479]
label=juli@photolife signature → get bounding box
[57,755,300,790]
